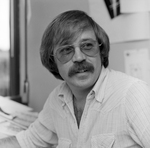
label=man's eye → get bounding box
[82,42,94,50]
[59,47,73,55]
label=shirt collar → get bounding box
[57,82,73,104]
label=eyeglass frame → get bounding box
[52,39,102,64]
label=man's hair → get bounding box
[40,10,110,80]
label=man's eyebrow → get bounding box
[80,38,96,42]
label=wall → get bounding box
[21,0,150,112]
[22,0,89,112]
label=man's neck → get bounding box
[67,83,94,127]
[73,95,86,128]
[70,85,93,101]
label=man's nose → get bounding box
[72,47,86,62]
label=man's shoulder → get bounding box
[103,69,147,106]
[107,69,144,93]
[109,69,140,84]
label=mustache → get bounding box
[68,61,94,77]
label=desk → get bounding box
[0,96,38,139]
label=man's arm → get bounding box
[126,81,150,147]
[0,136,21,148]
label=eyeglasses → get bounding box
[54,40,102,64]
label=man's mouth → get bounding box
[69,68,91,77]
[77,69,88,73]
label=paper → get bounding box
[0,132,9,139]
[0,116,6,123]
[88,0,150,43]
[0,111,15,120]
[120,0,150,13]
[124,48,150,84]
[0,110,38,137]
[0,96,33,114]
[0,121,23,136]
[0,97,38,138]
[13,111,38,127]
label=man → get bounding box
[1,10,150,148]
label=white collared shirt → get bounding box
[16,67,150,148]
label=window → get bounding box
[0,0,20,98]
[0,0,10,96]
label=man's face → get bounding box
[54,29,102,91]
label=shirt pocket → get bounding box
[91,133,115,148]
[56,138,72,148]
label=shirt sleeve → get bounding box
[125,80,150,147]
[16,94,58,148]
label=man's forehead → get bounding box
[53,29,96,51]
[72,29,96,43]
